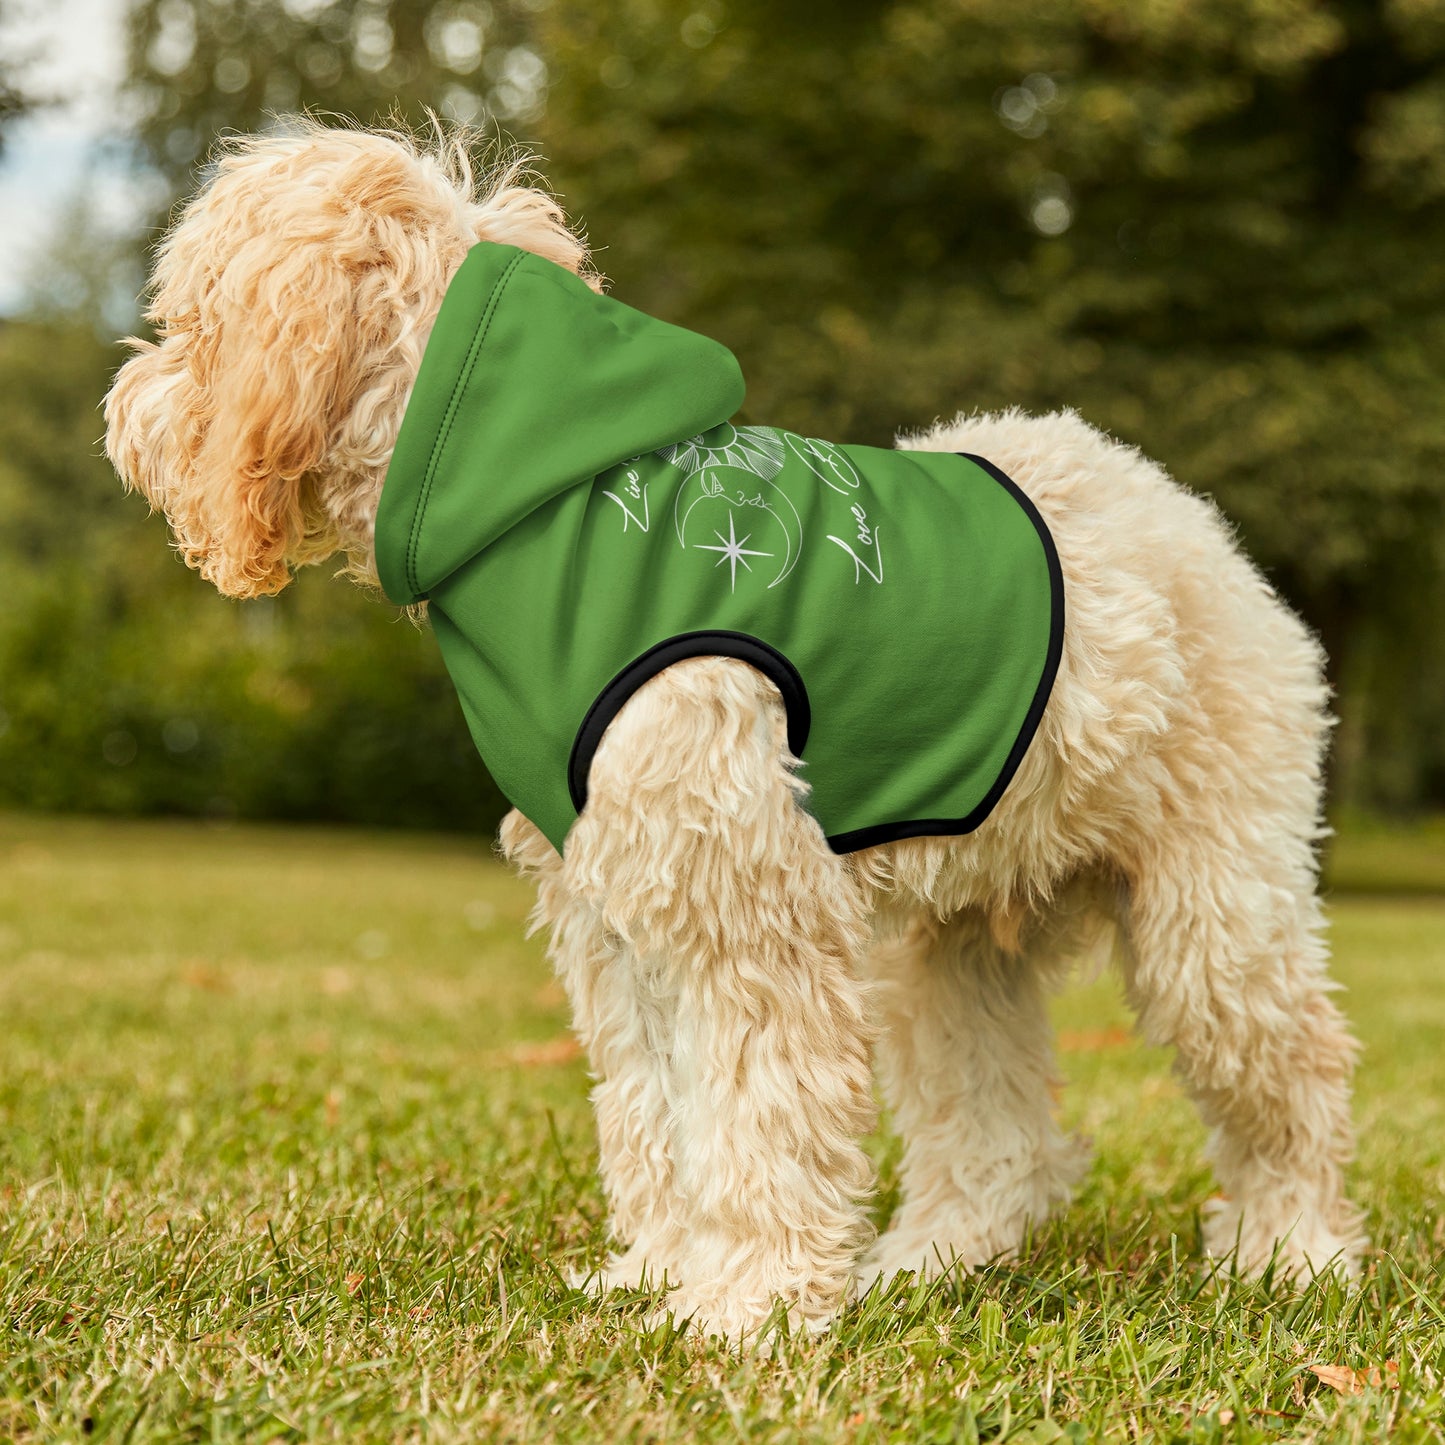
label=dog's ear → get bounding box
[105,330,202,544]
[106,135,437,599]
[105,128,597,599]
[105,246,362,599]
[174,236,378,598]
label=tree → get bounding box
[531,0,1445,805]
[126,0,541,188]
[100,0,1445,812]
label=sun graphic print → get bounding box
[657,424,787,481]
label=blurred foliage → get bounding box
[531,0,1445,806]
[125,0,546,177]
[2,0,1444,829]
[0,0,36,152]
[0,319,506,829]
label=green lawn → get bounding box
[1,812,1442,1443]
[1324,811,1445,897]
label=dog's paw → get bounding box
[860,1137,1091,1295]
[856,1237,989,1296]
[569,1245,675,1296]
[645,1286,837,1350]
[860,1212,1029,1293]
[1202,1196,1366,1283]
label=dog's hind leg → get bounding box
[500,810,689,1293]
[1120,829,1364,1279]
[860,912,1088,1289]
[562,659,878,1343]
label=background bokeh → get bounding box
[2,0,1443,832]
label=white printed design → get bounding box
[827,502,883,584]
[785,432,862,495]
[658,423,786,481]
[672,474,803,591]
[668,425,805,591]
[693,511,773,592]
[600,463,650,532]
[644,424,885,590]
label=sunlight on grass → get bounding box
[1,813,1442,1441]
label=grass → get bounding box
[1324,811,1445,897]
[1,811,1442,1443]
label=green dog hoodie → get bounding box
[374,243,1063,854]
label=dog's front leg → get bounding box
[500,809,688,1290]
[564,659,878,1344]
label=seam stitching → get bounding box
[405,249,525,598]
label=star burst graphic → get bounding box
[694,513,773,592]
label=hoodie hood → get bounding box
[375,243,745,605]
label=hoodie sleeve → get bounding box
[375,244,746,605]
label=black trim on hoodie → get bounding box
[566,453,1064,855]
[567,631,813,815]
[819,454,1065,852]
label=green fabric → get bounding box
[376,243,1062,854]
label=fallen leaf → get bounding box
[344,1273,365,1296]
[1310,1362,1399,1395]
[180,960,229,992]
[500,1037,583,1068]
[1056,1027,1133,1052]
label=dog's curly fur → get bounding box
[105,120,1365,1343]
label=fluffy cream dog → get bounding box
[105,122,1364,1342]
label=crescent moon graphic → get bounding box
[760,486,803,588]
[673,468,804,591]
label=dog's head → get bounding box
[105,121,594,598]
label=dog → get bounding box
[104,122,1364,1342]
